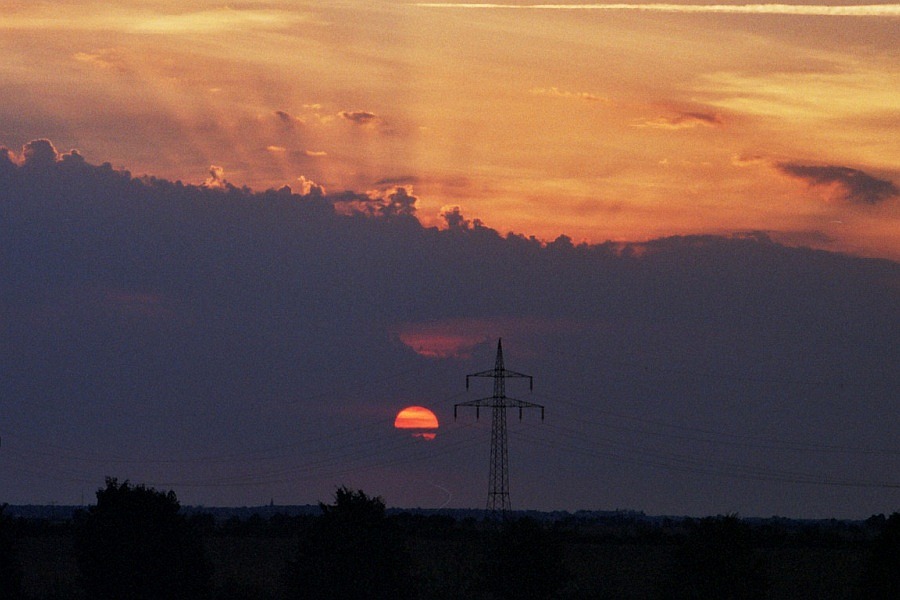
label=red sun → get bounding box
[394,406,439,440]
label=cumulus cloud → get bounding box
[634,111,723,130]
[777,163,899,205]
[21,138,60,168]
[381,186,417,217]
[203,165,229,189]
[440,205,472,230]
[2,139,899,515]
[329,186,418,218]
[297,175,325,196]
[1,140,88,175]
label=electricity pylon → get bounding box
[455,338,544,518]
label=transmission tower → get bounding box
[455,339,543,518]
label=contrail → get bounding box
[414,4,900,17]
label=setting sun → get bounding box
[394,406,439,440]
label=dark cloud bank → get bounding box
[777,162,899,205]
[2,141,898,517]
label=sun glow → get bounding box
[394,406,439,440]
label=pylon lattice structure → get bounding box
[455,339,544,518]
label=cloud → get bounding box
[634,111,723,130]
[2,6,311,34]
[21,139,60,168]
[302,149,328,157]
[375,176,420,186]
[440,205,472,231]
[329,186,418,218]
[381,186,418,217]
[731,153,769,167]
[777,163,899,205]
[274,110,303,129]
[297,175,326,196]
[415,4,900,17]
[129,8,308,35]
[203,165,229,189]
[1,140,898,515]
[73,48,128,71]
[338,110,381,126]
[531,87,608,103]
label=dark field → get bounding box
[11,512,884,600]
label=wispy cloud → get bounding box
[633,111,723,130]
[415,4,900,17]
[531,87,609,103]
[1,7,310,33]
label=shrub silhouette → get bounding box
[74,478,212,600]
[858,512,900,599]
[288,486,411,599]
[663,515,769,600]
[0,505,23,600]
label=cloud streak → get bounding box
[777,163,899,205]
[531,87,609,103]
[415,4,900,17]
[634,111,723,129]
[339,110,381,126]
[0,6,309,33]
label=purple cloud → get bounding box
[777,163,899,205]
[1,139,898,517]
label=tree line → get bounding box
[2,478,900,599]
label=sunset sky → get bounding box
[1,2,899,518]
[2,1,898,258]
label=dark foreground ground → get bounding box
[11,509,892,600]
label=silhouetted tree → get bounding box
[480,517,567,600]
[74,478,212,600]
[662,515,769,600]
[288,486,412,599]
[0,505,23,600]
[858,512,900,599]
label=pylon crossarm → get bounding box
[500,397,544,414]
[467,369,532,381]
[456,396,542,409]
[455,396,495,408]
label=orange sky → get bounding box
[2,1,898,258]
